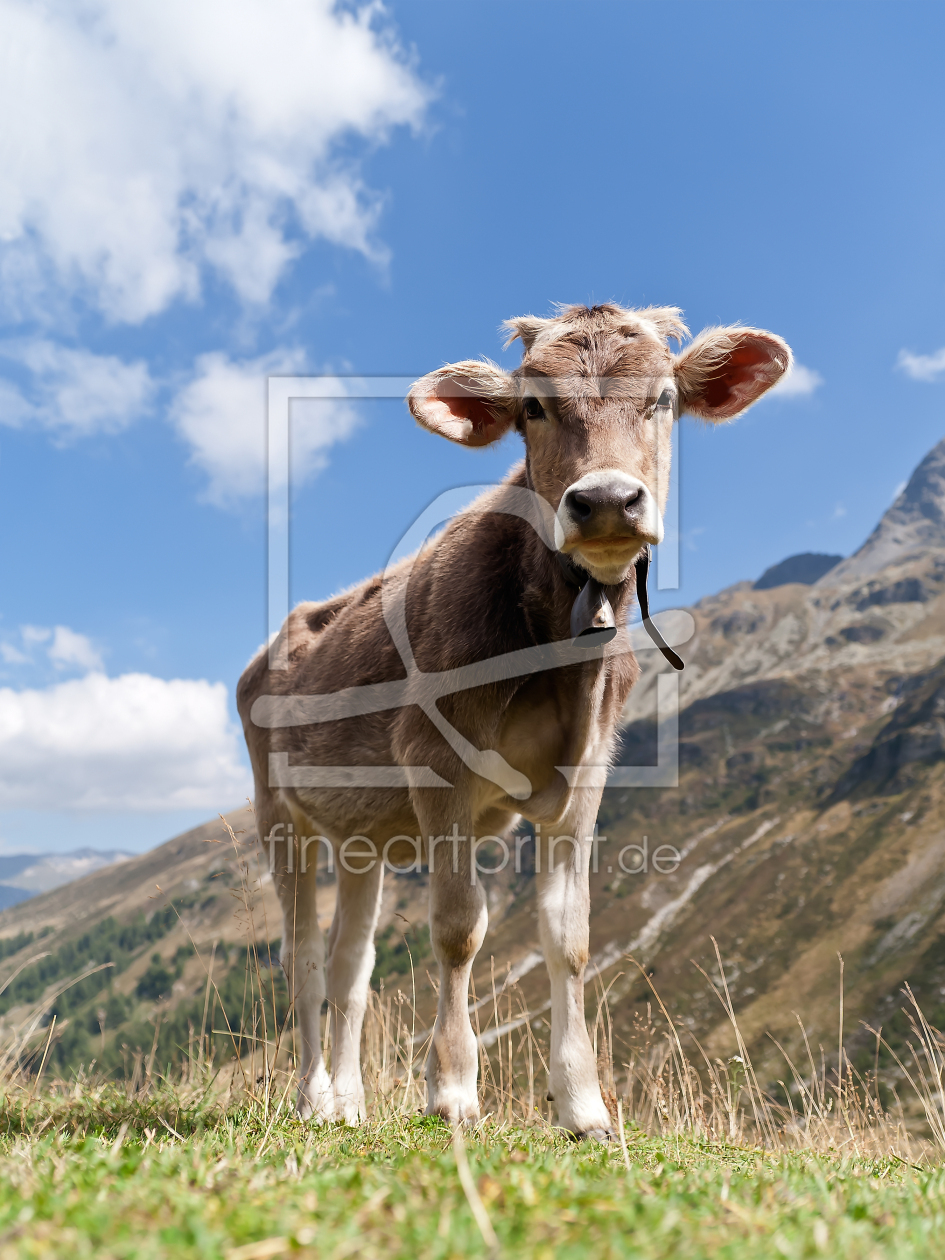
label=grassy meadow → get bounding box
[2,822,945,1258]
[0,966,944,1259]
[0,1092,944,1260]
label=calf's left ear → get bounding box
[408,360,519,447]
[675,327,792,421]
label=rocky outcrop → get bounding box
[830,658,945,799]
[821,435,945,584]
[754,552,843,590]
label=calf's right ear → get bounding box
[408,360,519,447]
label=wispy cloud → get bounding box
[767,363,824,399]
[170,350,360,505]
[20,626,51,648]
[0,340,153,438]
[47,626,103,673]
[0,0,430,323]
[0,338,362,504]
[1,624,103,675]
[896,347,945,382]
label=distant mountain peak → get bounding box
[820,435,945,584]
[0,848,133,901]
[754,553,844,590]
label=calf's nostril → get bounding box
[623,488,641,509]
[569,491,593,521]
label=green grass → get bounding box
[0,1095,943,1259]
[5,819,945,1258]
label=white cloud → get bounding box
[0,671,251,810]
[0,339,154,437]
[897,347,945,382]
[0,643,28,665]
[767,362,823,399]
[47,625,103,672]
[0,0,429,323]
[171,350,360,504]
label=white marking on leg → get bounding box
[424,829,487,1123]
[327,860,385,1123]
[537,822,613,1136]
[279,888,332,1122]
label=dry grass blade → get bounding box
[616,1099,631,1171]
[0,951,52,999]
[452,1123,499,1257]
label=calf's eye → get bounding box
[523,397,545,420]
[655,389,674,409]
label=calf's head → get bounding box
[408,303,791,584]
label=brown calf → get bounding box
[237,303,790,1136]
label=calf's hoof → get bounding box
[426,1104,481,1126]
[425,1065,480,1124]
[425,1091,481,1125]
[296,1090,335,1125]
[296,1062,335,1123]
[331,1079,366,1126]
[573,1126,617,1144]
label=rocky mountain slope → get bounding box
[1,437,943,1101]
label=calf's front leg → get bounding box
[326,855,385,1123]
[421,811,487,1122]
[537,792,614,1139]
[271,850,333,1123]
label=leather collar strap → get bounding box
[556,547,684,671]
[633,546,684,671]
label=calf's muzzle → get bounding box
[559,471,661,546]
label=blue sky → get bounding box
[0,0,943,853]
